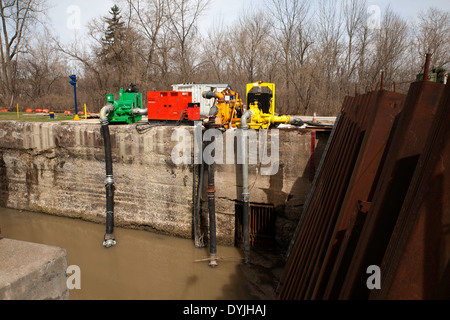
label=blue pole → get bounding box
[69,75,78,115]
[73,83,78,115]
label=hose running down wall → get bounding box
[100,105,116,248]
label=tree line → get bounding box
[0,0,449,116]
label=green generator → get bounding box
[416,67,448,84]
[106,85,145,124]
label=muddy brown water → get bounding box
[0,207,278,300]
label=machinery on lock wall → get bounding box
[202,87,243,128]
[202,81,305,130]
[239,81,305,129]
[104,84,147,124]
[98,80,305,264]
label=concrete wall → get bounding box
[0,238,69,300]
[0,120,328,249]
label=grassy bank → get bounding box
[0,112,86,122]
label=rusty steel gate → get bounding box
[235,202,276,248]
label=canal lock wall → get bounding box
[0,121,328,250]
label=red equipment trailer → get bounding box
[147,91,200,122]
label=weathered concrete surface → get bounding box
[0,238,69,300]
[211,128,328,248]
[0,120,328,248]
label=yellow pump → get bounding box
[202,87,243,129]
[237,81,302,129]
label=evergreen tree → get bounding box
[102,5,125,55]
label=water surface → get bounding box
[0,207,255,300]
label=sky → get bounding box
[47,0,243,44]
[48,0,450,45]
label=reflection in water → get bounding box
[0,208,253,300]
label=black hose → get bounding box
[304,121,333,127]
[105,184,114,235]
[208,161,217,267]
[101,123,116,248]
[102,124,113,177]
[205,114,218,267]
[243,200,250,264]
[194,141,205,248]
[241,110,253,264]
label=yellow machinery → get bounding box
[202,87,243,129]
[200,81,304,266]
[203,81,304,129]
[238,81,303,129]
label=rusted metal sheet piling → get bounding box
[316,89,407,300]
[339,75,445,300]
[278,55,449,300]
[371,78,450,300]
[278,90,376,299]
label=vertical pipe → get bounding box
[206,114,218,267]
[241,110,253,264]
[73,83,78,115]
[194,149,205,248]
[194,120,206,248]
[101,123,116,248]
[193,143,197,242]
[207,161,217,267]
[242,140,250,263]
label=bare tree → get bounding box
[154,28,176,89]
[310,0,345,115]
[355,10,371,91]
[341,0,366,80]
[0,0,48,107]
[121,0,167,82]
[21,31,67,101]
[201,21,228,82]
[267,0,311,112]
[166,0,210,82]
[368,7,408,88]
[5,0,444,117]
[226,8,272,89]
[287,23,315,115]
[55,4,146,109]
[414,7,450,70]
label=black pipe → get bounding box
[207,161,217,267]
[242,199,250,264]
[202,91,217,100]
[194,140,205,248]
[101,123,116,248]
[206,114,218,267]
[241,110,252,264]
